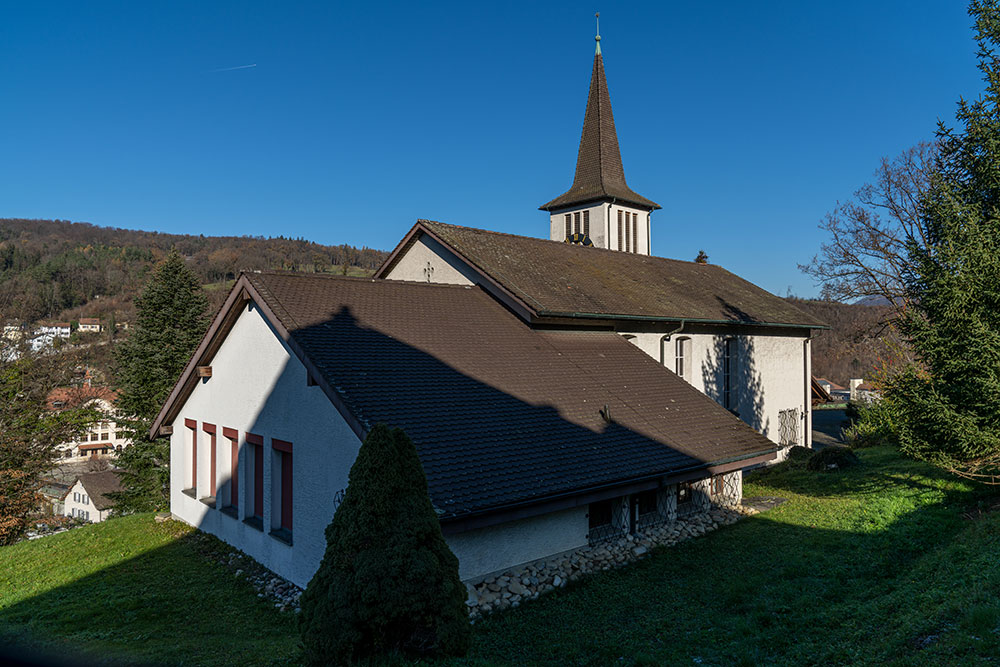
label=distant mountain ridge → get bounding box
[0,218,388,324]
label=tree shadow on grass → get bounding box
[0,523,300,667]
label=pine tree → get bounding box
[299,424,470,664]
[111,249,209,511]
[887,0,1000,482]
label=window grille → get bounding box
[633,489,669,531]
[587,498,627,544]
[617,210,623,250]
[632,212,638,253]
[564,214,571,239]
[574,211,581,235]
[779,408,800,446]
[583,210,590,237]
[676,482,698,517]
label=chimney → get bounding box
[849,378,863,401]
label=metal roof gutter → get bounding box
[537,310,829,330]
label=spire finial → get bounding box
[595,12,601,55]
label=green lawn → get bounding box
[0,515,299,666]
[4,447,1000,666]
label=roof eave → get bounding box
[439,447,778,532]
[536,309,829,330]
[149,274,371,444]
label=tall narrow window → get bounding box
[723,338,736,411]
[184,418,197,492]
[632,213,638,253]
[272,439,293,534]
[675,337,692,382]
[617,210,623,250]
[583,210,590,237]
[564,213,571,239]
[625,214,631,253]
[223,427,239,511]
[203,423,217,499]
[573,211,581,235]
[246,433,264,521]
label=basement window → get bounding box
[588,498,625,544]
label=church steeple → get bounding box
[540,20,659,254]
[540,23,659,215]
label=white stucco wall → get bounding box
[622,325,810,450]
[382,235,476,285]
[548,203,651,254]
[446,506,589,581]
[169,300,363,588]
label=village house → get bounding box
[62,471,122,523]
[152,34,824,588]
[77,318,103,333]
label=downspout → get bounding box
[804,332,813,449]
[659,319,686,365]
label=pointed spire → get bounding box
[540,23,659,212]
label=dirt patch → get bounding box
[741,496,788,513]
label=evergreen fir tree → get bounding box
[299,423,470,664]
[888,0,1000,482]
[111,249,209,511]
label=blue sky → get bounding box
[0,1,984,298]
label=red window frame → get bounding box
[247,433,264,519]
[273,439,293,531]
[223,427,239,509]
[203,423,217,497]
[184,419,197,490]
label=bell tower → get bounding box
[540,16,660,254]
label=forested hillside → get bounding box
[0,219,387,324]
[789,298,905,387]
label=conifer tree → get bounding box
[299,424,470,664]
[887,0,1000,482]
[111,249,209,511]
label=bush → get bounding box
[843,399,897,448]
[298,424,470,665]
[786,446,814,462]
[807,446,861,472]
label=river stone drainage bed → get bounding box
[465,504,765,619]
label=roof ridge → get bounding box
[253,267,474,290]
[419,219,728,270]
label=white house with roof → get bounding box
[63,471,122,522]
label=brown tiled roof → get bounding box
[47,385,117,410]
[541,53,659,212]
[70,471,123,510]
[79,318,101,325]
[383,221,826,328]
[238,272,776,519]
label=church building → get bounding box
[153,31,824,588]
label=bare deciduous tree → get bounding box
[801,141,937,307]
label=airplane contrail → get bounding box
[208,63,257,73]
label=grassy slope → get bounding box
[0,515,298,666]
[462,447,1000,666]
[3,448,1000,666]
